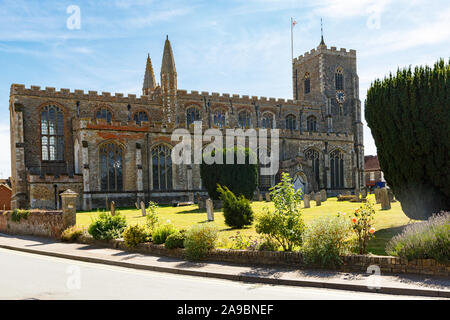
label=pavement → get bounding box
[0,233,449,299]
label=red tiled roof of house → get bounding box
[365,155,380,171]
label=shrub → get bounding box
[200,146,258,200]
[217,185,254,228]
[88,212,127,241]
[145,201,159,230]
[61,226,84,242]
[11,209,30,222]
[255,173,305,251]
[227,231,257,250]
[302,215,355,267]
[386,212,450,263]
[365,59,450,220]
[257,238,279,252]
[123,224,150,247]
[152,224,178,244]
[165,231,186,249]
[184,223,218,260]
[350,201,377,254]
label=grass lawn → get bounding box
[76,194,413,255]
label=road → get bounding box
[0,248,436,300]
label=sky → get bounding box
[0,0,449,178]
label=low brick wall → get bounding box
[0,210,64,238]
[77,236,449,277]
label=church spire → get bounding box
[319,18,326,46]
[143,54,156,96]
[160,35,177,124]
[161,35,177,75]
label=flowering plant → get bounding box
[350,200,376,254]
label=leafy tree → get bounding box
[255,172,305,251]
[365,59,450,220]
[200,146,258,200]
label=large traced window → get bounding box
[330,149,344,188]
[41,105,64,161]
[304,73,311,94]
[152,145,172,190]
[96,107,113,124]
[305,148,320,186]
[133,111,149,125]
[99,142,124,191]
[261,112,274,129]
[307,115,317,132]
[238,110,251,129]
[335,68,344,91]
[285,114,296,130]
[213,109,226,128]
[186,107,201,127]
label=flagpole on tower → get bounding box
[290,17,294,63]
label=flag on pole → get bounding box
[292,20,297,27]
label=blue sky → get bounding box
[0,0,449,178]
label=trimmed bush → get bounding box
[164,231,186,249]
[88,212,127,241]
[217,185,254,229]
[302,215,355,267]
[123,224,150,248]
[386,212,450,263]
[200,146,258,200]
[152,224,178,244]
[184,223,218,261]
[365,59,450,220]
[61,226,84,242]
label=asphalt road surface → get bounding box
[0,248,436,300]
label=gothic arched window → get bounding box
[186,107,201,127]
[133,111,149,125]
[305,148,320,186]
[261,112,274,129]
[99,142,124,191]
[335,68,344,91]
[213,109,226,128]
[304,73,311,94]
[41,105,64,161]
[238,110,251,129]
[285,114,296,130]
[95,107,113,124]
[307,115,317,132]
[152,145,173,190]
[330,149,344,188]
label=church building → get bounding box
[9,35,364,210]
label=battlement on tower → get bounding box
[293,45,356,65]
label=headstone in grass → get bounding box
[265,193,271,202]
[315,193,321,206]
[303,194,311,208]
[374,188,381,204]
[361,187,368,199]
[206,198,214,221]
[380,188,391,210]
[258,192,263,201]
[135,202,139,210]
[320,189,327,202]
[140,201,146,216]
[110,201,115,216]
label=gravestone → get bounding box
[206,198,214,221]
[110,201,115,216]
[189,192,194,203]
[265,193,271,202]
[380,188,391,210]
[140,201,146,216]
[374,188,381,204]
[320,189,327,202]
[258,193,263,201]
[303,194,311,208]
[135,202,139,210]
[387,188,395,202]
[315,193,321,206]
[361,187,368,199]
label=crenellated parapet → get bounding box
[293,45,356,65]
[10,84,159,105]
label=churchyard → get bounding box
[76,194,410,255]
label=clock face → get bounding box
[336,91,346,104]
